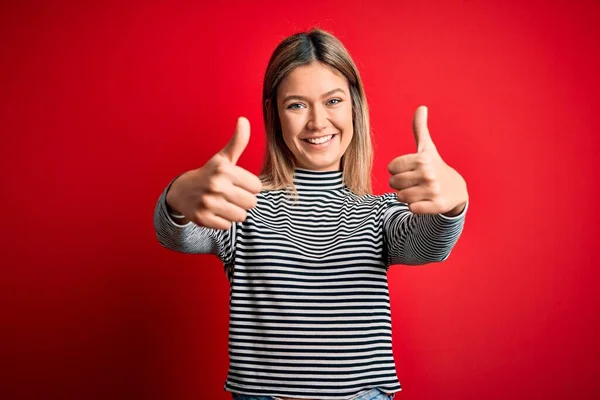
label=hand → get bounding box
[387,106,468,216]
[166,117,263,230]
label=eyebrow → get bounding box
[281,88,347,104]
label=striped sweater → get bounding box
[154,168,467,399]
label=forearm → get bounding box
[153,182,220,254]
[385,201,468,265]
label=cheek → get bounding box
[280,113,304,142]
[282,133,296,153]
[343,130,354,150]
[336,106,353,138]
[279,117,302,155]
[280,118,294,147]
[344,105,354,128]
[333,103,353,129]
[340,106,354,148]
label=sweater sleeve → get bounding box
[153,178,235,266]
[382,193,468,266]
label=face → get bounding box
[276,62,353,171]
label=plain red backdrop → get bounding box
[1,1,599,399]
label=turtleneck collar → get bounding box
[293,168,346,191]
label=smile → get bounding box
[302,134,336,145]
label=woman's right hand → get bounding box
[165,117,263,230]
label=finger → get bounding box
[413,105,434,152]
[389,170,423,191]
[229,165,263,194]
[408,200,440,215]
[219,117,251,165]
[388,153,420,175]
[222,184,259,210]
[194,211,232,231]
[203,194,248,223]
[396,186,431,204]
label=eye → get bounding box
[327,98,342,105]
[286,103,305,110]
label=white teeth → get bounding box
[306,135,333,144]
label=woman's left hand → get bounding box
[387,106,468,217]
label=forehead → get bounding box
[277,62,349,97]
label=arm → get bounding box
[153,178,235,265]
[153,117,260,269]
[382,195,468,266]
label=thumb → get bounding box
[220,117,251,165]
[412,105,434,152]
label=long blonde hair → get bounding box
[259,28,373,196]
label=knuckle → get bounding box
[387,162,396,175]
[215,160,229,176]
[429,182,441,196]
[208,177,224,193]
[197,193,211,209]
[422,168,436,182]
[395,191,406,203]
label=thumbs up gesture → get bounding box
[166,117,263,230]
[388,106,468,216]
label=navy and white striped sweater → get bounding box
[154,168,467,400]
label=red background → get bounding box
[1,1,599,399]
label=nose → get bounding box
[306,104,327,131]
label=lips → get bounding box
[305,135,333,144]
[302,133,339,145]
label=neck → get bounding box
[293,168,345,191]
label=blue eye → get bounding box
[287,103,305,110]
[328,98,342,105]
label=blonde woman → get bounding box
[154,29,468,400]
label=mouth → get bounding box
[301,133,338,146]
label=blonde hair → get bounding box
[259,28,373,196]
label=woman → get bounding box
[154,29,468,400]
